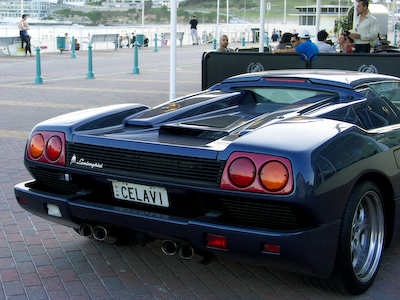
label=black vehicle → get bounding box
[15,69,400,294]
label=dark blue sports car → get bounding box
[14,69,400,294]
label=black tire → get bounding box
[332,180,385,294]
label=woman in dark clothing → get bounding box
[275,32,293,50]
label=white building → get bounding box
[63,0,87,7]
[0,0,51,19]
[102,0,145,8]
[290,5,352,37]
[290,3,389,38]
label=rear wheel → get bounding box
[332,181,385,294]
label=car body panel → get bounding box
[14,69,400,281]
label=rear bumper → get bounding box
[15,180,340,278]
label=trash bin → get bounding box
[57,37,65,51]
[136,34,144,46]
[251,28,260,43]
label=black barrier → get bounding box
[201,52,308,90]
[308,53,400,78]
[235,46,271,52]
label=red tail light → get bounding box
[27,131,65,165]
[262,243,281,254]
[206,233,228,250]
[228,157,256,188]
[46,136,63,161]
[220,152,293,194]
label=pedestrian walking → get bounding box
[190,15,199,45]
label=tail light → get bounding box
[27,131,65,166]
[29,134,45,159]
[259,161,289,192]
[220,152,293,194]
[228,157,256,188]
[206,233,228,250]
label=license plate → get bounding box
[112,181,169,208]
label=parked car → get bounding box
[15,69,400,294]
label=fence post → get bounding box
[154,33,158,52]
[34,47,43,84]
[132,41,140,74]
[71,36,76,58]
[86,44,94,79]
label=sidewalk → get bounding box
[1,43,400,300]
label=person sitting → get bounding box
[316,30,335,53]
[74,39,80,50]
[344,32,355,53]
[272,30,319,60]
[275,32,293,50]
[217,35,234,52]
[290,34,301,48]
[337,32,355,53]
[337,33,347,52]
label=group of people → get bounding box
[216,0,378,59]
[119,33,137,48]
[273,0,378,59]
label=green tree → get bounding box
[206,11,217,23]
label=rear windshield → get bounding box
[368,81,400,108]
[232,87,338,105]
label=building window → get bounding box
[300,15,316,25]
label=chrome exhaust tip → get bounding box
[79,224,93,238]
[93,225,108,241]
[178,244,195,260]
[93,225,117,244]
[161,240,178,256]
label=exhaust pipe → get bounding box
[178,243,215,265]
[161,240,178,256]
[178,244,195,260]
[92,225,117,244]
[79,224,93,238]
[161,240,216,265]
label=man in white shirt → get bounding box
[315,30,335,53]
[349,0,379,53]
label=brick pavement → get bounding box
[1,43,400,299]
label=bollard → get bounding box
[213,38,217,50]
[34,47,43,84]
[154,33,158,52]
[86,44,94,79]
[394,29,397,47]
[132,41,140,74]
[71,36,76,58]
[242,36,245,47]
